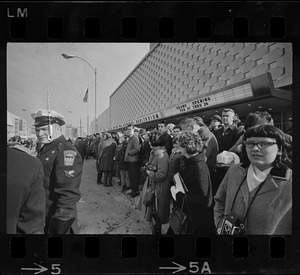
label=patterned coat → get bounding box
[37,135,82,234]
[214,164,292,235]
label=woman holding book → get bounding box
[173,130,215,235]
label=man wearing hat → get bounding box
[32,109,82,234]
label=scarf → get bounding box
[247,163,272,192]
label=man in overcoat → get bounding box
[124,125,141,198]
[32,109,82,234]
[213,108,244,153]
[7,147,46,234]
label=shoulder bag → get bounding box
[169,195,194,235]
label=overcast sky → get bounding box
[7,43,150,127]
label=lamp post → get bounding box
[12,108,26,114]
[62,53,97,133]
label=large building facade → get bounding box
[94,43,292,132]
[7,111,34,139]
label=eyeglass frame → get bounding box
[243,141,277,149]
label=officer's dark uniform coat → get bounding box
[37,135,82,234]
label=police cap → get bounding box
[31,109,65,127]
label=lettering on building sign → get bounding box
[134,113,161,124]
[176,104,187,113]
[164,83,253,118]
[191,96,211,109]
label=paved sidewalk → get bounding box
[111,176,142,208]
[111,176,170,234]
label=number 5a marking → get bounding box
[51,264,61,274]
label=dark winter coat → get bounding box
[74,139,86,159]
[197,126,219,171]
[98,139,117,171]
[37,135,82,234]
[7,147,46,234]
[157,131,173,156]
[178,153,215,233]
[139,140,151,167]
[119,141,128,170]
[214,124,244,153]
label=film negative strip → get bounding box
[1,1,300,274]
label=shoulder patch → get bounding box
[63,150,77,166]
[65,170,75,177]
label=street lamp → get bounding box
[12,108,26,114]
[62,53,97,133]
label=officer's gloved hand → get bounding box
[48,214,75,235]
[175,191,185,206]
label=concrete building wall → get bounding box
[97,107,110,132]
[108,42,292,128]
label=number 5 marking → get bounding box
[51,264,61,274]
[189,262,199,273]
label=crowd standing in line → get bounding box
[7,106,293,235]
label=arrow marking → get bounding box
[159,261,186,274]
[21,263,48,274]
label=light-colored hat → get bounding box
[31,109,65,126]
[216,151,240,167]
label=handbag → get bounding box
[143,186,155,207]
[169,195,194,235]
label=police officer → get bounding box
[32,109,82,234]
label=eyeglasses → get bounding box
[243,141,277,149]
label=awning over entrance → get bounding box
[109,72,292,131]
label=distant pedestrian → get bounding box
[209,115,222,134]
[172,125,181,139]
[139,129,152,188]
[157,120,173,156]
[74,137,87,163]
[285,117,292,136]
[97,132,117,187]
[169,136,184,179]
[120,135,131,192]
[113,135,124,182]
[124,125,141,198]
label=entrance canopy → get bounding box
[109,72,292,131]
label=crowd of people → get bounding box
[72,107,292,235]
[7,107,293,236]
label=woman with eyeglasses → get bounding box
[214,124,292,235]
